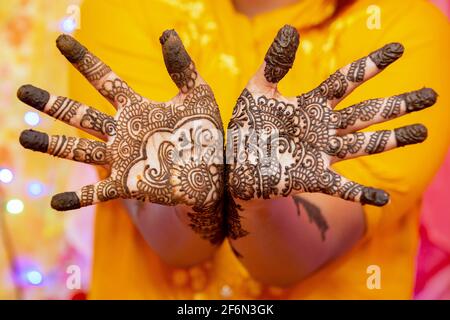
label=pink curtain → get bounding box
[414,0,450,300]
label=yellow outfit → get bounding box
[69,0,450,299]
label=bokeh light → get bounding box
[0,168,14,184]
[26,271,43,285]
[61,17,76,33]
[24,111,40,126]
[6,199,24,214]
[28,182,44,197]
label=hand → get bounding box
[227,25,436,208]
[18,31,224,242]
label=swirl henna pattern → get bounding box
[226,25,437,240]
[18,31,225,244]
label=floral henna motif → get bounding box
[18,32,226,245]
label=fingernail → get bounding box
[51,192,81,211]
[361,187,389,206]
[160,29,191,74]
[56,34,87,63]
[369,42,404,70]
[17,85,50,111]
[264,24,300,83]
[395,124,427,147]
[402,88,437,113]
[19,129,49,153]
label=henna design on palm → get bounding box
[226,25,436,238]
[18,31,225,244]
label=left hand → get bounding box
[227,25,437,207]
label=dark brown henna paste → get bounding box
[160,29,197,93]
[20,129,49,153]
[293,195,329,241]
[401,88,437,113]
[51,192,81,211]
[56,34,87,63]
[360,187,389,206]
[264,24,299,83]
[56,34,111,81]
[394,124,427,147]
[368,42,404,70]
[17,85,50,111]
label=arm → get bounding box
[226,25,436,286]
[123,201,220,266]
[18,31,225,267]
[229,194,364,286]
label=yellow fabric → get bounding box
[69,0,450,299]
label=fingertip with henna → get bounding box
[403,88,438,113]
[361,187,390,206]
[19,129,49,153]
[160,29,192,75]
[51,192,81,211]
[395,123,428,147]
[264,24,300,83]
[17,84,50,111]
[56,34,87,63]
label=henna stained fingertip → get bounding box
[19,129,49,153]
[369,42,404,70]
[360,188,389,206]
[264,24,300,83]
[51,192,81,211]
[17,85,50,111]
[402,88,437,113]
[395,124,427,147]
[160,29,197,93]
[56,34,87,63]
[160,29,191,75]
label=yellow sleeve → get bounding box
[332,0,450,236]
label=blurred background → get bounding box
[0,0,449,300]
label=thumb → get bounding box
[260,25,300,86]
[160,29,198,94]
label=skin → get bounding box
[18,30,225,266]
[226,25,436,285]
[17,0,437,283]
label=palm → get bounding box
[227,25,435,207]
[106,83,223,209]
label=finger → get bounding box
[326,124,427,161]
[302,43,404,107]
[262,25,300,85]
[310,169,389,206]
[160,29,199,94]
[337,175,390,206]
[56,34,138,109]
[19,129,108,165]
[17,85,116,141]
[333,88,437,134]
[51,177,120,211]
